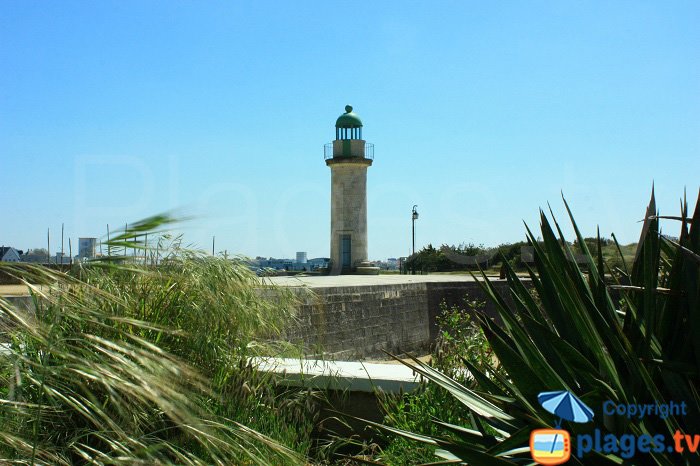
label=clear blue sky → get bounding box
[1,1,698,260]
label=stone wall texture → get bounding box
[283,279,527,358]
[2,279,528,360]
[329,162,369,271]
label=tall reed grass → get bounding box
[0,219,313,465]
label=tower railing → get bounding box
[324,143,374,161]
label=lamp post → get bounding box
[411,205,419,274]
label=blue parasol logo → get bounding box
[538,390,594,427]
[530,391,594,464]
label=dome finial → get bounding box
[336,105,362,128]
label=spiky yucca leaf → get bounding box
[371,190,700,466]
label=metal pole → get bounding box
[411,205,418,275]
[412,217,415,275]
[412,216,415,257]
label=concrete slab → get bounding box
[250,357,421,393]
[0,284,36,296]
[264,274,493,288]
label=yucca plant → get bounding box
[0,216,308,465]
[362,189,700,465]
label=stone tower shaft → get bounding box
[325,105,376,275]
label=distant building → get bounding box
[374,258,399,270]
[254,258,295,271]
[251,256,330,272]
[296,251,307,264]
[79,237,97,259]
[307,257,330,270]
[0,246,22,262]
[18,249,47,263]
[54,252,72,265]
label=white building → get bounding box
[0,247,22,262]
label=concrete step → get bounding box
[250,357,421,393]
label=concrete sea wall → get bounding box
[2,277,529,360]
[282,278,525,358]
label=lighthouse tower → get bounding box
[325,105,378,275]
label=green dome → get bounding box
[335,105,363,128]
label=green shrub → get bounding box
[373,299,496,465]
[433,298,494,378]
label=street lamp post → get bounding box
[411,205,419,275]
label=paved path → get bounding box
[264,273,497,288]
[3,274,500,294]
